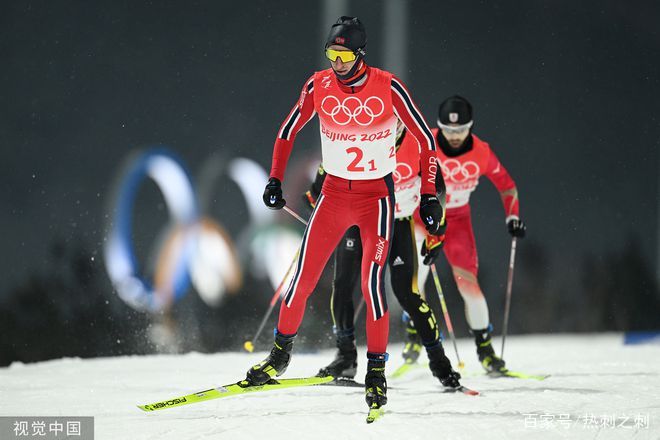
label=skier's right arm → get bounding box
[264,75,317,210]
[270,76,317,182]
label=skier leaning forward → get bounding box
[245,17,447,410]
[304,119,463,389]
[410,95,527,373]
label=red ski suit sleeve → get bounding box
[390,75,441,196]
[484,147,520,219]
[270,75,317,181]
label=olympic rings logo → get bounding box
[320,95,385,126]
[393,162,414,183]
[104,150,246,314]
[441,159,480,183]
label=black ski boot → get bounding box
[246,332,295,385]
[473,327,507,374]
[427,343,462,388]
[317,333,358,379]
[401,321,422,364]
[364,353,388,408]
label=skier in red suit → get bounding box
[413,95,526,373]
[245,17,446,410]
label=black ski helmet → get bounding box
[325,16,367,56]
[438,95,473,125]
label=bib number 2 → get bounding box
[346,147,377,172]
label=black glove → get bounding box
[419,194,446,236]
[507,217,526,238]
[421,236,444,265]
[262,177,286,210]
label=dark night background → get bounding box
[1,1,659,366]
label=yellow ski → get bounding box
[366,403,384,423]
[138,376,334,412]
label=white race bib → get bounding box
[318,96,397,180]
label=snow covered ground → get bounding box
[2,333,659,440]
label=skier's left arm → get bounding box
[484,148,526,238]
[420,172,447,265]
[390,76,446,236]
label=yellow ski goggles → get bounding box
[325,48,357,63]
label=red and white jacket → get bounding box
[416,131,520,248]
[270,66,440,195]
[434,129,519,221]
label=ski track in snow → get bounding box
[2,334,659,440]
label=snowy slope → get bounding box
[2,334,659,440]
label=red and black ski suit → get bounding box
[270,66,440,354]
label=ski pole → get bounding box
[283,205,308,226]
[243,206,308,352]
[500,237,518,358]
[430,264,464,369]
[243,248,300,352]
